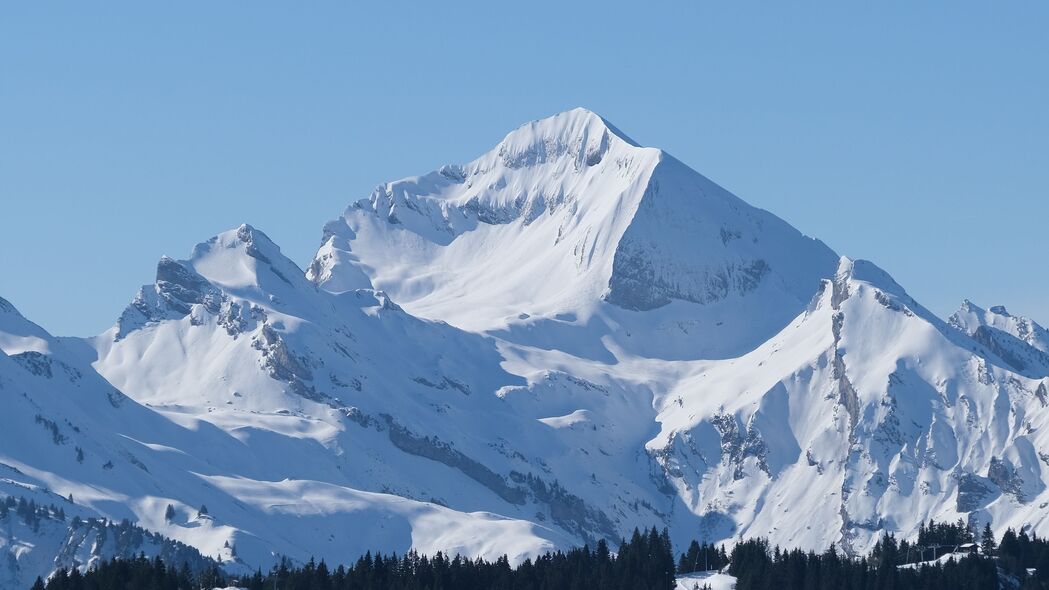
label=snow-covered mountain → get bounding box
[310,108,838,361]
[3,108,1048,583]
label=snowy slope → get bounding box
[3,108,1049,582]
[0,297,218,587]
[677,571,736,590]
[89,226,589,560]
[1,287,571,584]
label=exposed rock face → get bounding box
[987,456,1035,503]
[379,413,526,506]
[116,257,223,338]
[710,413,770,480]
[155,256,222,315]
[254,324,314,383]
[606,239,771,311]
[969,325,1049,376]
[956,473,996,512]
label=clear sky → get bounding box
[2,2,1047,336]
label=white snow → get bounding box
[677,571,736,590]
[897,551,976,569]
[2,108,1049,586]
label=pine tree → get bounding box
[981,523,997,556]
[165,503,176,522]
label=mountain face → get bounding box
[3,108,1048,582]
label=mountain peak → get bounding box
[486,108,642,171]
[186,224,303,293]
[957,301,1020,322]
[112,225,312,339]
[191,224,280,265]
[834,257,905,294]
[313,110,838,356]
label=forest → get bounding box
[723,520,1049,590]
[32,520,1049,589]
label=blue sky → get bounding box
[2,2,1047,336]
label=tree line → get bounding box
[33,520,1049,589]
[33,556,223,590]
[36,527,675,590]
[725,520,1049,590]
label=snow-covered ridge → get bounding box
[0,295,54,356]
[951,301,1049,353]
[313,109,647,251]
[949,300,1049,377]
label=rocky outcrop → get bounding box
[710,413,770,480]
[379,414,526,505]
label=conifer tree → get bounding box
[981,522,997,556]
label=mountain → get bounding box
[309,108,838,361]
[2,108,1048,582]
